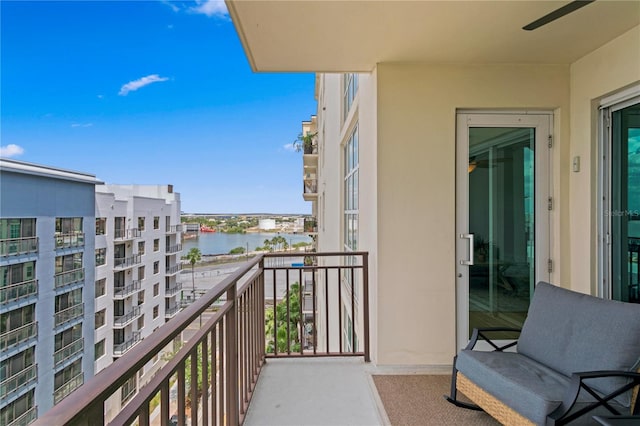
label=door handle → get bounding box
[460,233,474,265]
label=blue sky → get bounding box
[1,1,317,214]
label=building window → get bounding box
[54,359,83,404]
[153,261,159,274]
[0,218,36,239]
[153,282,159,297]
[138,217,145,231]
[0,304,35,337]
[95,339,105,360]
[0,389,35,426]
[0,261,36,299]
[138,241,145,255]
[138,266,145,281]
[153,305,159,319]
[95,218,106,235]
[343,73,359,121]
[121,376,137,405]
[153,216,160,230]
[137,315,144,330]
[153,239,159,252]
[138,290,145,305]
[95,309,106,329]
[56,217,83,234]
[95,248,106,266]
[344,125,359,251]
[55,253,83,274]
[95,278,106,297]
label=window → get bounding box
[95,309,106,329]
[54,360,83,403]
[0,218,36,239]
[95,340,105,360]
[55,288,82,313]
[153,216,159,230]
[55,324,82,353]
[138,290,145,305]
[153,261,159,274]
[121,376,137,405]
[0,389,34,426]
[95,248,106,266]
[342,73,359,121]
[344,125,359,251]
[153,239,159,252]
[55,217,83,234]
[138,266,145,281]
[138,241,145,255]
[55,253,83,274]
[153,282,159,297]
[1,261,36,287]
[0,304,35,334]
[95,218,106,235]
[137,315,144,330]
[95,278,106,297]
[153,305,159,319]
[138,216,145,231]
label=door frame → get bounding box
[455,111,552,351]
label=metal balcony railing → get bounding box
[166,243,182,254]
[33,252,370,426]
[0,236,38,257]
[53,338,84,367]
[0,322,37,351]
[114,228,141,241]
[165,263,182,274]
[5,405,37,426]
[55,232,84,249]
[114,254,142,270]
[54,303,84,327]
[0,279,38,304]
[54,268,84,288]
[113,332,141,357]
[165,282,182,296]
[53,372,84,405]
[166,224,183,233]
[164,305,181,318]
[113,306,141,328]
[0,364,37,399]
[113,280,142,299]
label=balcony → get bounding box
[114,228,141,241]
[114,254,142,270]
[54,303,84,327]
[113,280,141,299]
[165,282,182,297]
[53,372,84,405]
[303,144,318,168]
[0,236,38,257]
[166,224,183,234]
[164,305,181,318]
[6,406,37,426]
[53,337,84,367]
[34,252,370,426]
[166,243,182,254]
[0,321,37,351]
[303,217,317,234]
[0,279,38,304]
[113,332,141,357]
[303,177,317,201]
[54,268,84,288]
[113,306,142,328]
[0,364,37,399]
[165,263,182,275]
[54,232,84,249]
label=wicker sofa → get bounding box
[447,282,640,425]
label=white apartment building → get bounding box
[94,184,182,419]
[0,159,100,426]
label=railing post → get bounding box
[362,253,371,362]
[226,284,239,425]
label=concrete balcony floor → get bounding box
[243,358,385,426]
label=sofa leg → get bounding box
[444,356,483,411]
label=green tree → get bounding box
[229,246,245,255]
[185,247,202,298]
[265,282,302,353]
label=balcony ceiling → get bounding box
[226,0,640,72]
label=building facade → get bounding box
[94,184,182,420]
[0,159,100,426]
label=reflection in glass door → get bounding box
[456,114,550,350]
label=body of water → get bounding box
[182,232,312,255]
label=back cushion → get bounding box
[518,281,640,406]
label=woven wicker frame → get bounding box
[456,372,535,426]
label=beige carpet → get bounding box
[372,375,500,426]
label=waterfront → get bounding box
[182,231,312,255]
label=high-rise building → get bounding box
[1,159,100,426]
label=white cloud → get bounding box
[283,143,297,152]
[0,144,25,158]
[190,0,228,17]
[161,0,180,13]
[71,123,94,128]
[97,94,104,99]
[119,74,169,96]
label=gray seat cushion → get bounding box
[456,350,625,425]
[518,282,640,406]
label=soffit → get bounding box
[227,0,640,72]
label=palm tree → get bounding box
[185,247,202,299]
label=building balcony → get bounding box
[166,243,182,254]
[165,282,182,296]
[113,254,142,270]
[164,305,181,318]
[53,372,83,405]
[166,224,183,234]
[53,337,84,367]
[0,321,37,352]
[303,178,318,201]
[165,263,182,275]
[113,306,141,328]
[54,303,84,327]
[6,405,37,426]
[0,279,38,304]
[0,236,38,257]
[113,331,141,357]
[113,280,141,299]
[54,232,84,249]
[303,217,317,234]
[0,364,37,400]
[114,228,141,241]
[54,268,84,288]
[303,148,318,168]
[33,252,371,426]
